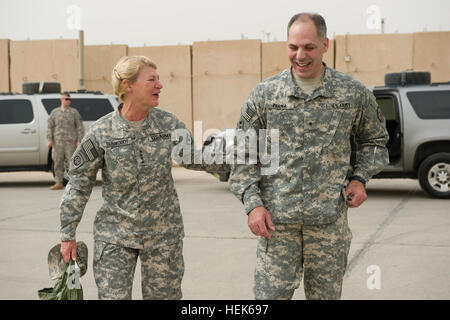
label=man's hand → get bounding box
[47,141,52,149]
[345,180,367,208]
[60,240,77,263]
[76,141,81,147]
[248,206,275,239]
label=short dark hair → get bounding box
[62,92,71,97]
[287,13,327,40]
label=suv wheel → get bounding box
[418,153,450,198]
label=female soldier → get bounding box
[59,56,225,300]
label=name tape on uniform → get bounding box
[106,138,132,148]
[149,132,171,142]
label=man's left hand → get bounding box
[345,180,367,208]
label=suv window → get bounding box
[376,96,396,121]
[41,98,114,121]
[0,99,34,124]
[406,90,450,119]
[376,95,401,164]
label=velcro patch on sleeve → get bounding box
[242,104,256,122]
[82,139,99,161]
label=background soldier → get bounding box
[47,92,84,190]
[230,13,389,299]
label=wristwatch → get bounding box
[349,175,367,187]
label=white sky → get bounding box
[0,0,449,46]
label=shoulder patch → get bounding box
[82,139,99,161]
[72,139,99,168]
[242,105,256,122]
[72,153,84,167]
[377,106,385,122]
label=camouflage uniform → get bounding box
[230,64,389,299]
[60,105,225,300]
[47,107,84,182]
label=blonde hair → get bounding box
[112,56,157,102]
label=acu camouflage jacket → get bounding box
[60,106,224,249]
[230,65,389,225]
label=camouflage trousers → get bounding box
[93,240,184,300]
[254,206,352,300]
[52,142,77,182]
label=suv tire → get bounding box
[418,152,450,198]
[385,72,431,87]
[22,82,61,94]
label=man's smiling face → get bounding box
[287,18,329,79]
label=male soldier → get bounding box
[47,93,84,190]
[229,13,389,300]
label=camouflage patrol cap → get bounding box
[47,241,88,280]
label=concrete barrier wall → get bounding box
[335,34,414,86]
[10,40,79,93]
[0,40,9,92]
[128,45,193,131]
[84,45,128,94]
[334,31,450,86]
[4,32,449,129]
[413,32,450,83]
[192,40,261,135]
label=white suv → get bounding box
[0,84,118,176]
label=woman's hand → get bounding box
[60,240,77,263]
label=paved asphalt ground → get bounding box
[0,168,449,300]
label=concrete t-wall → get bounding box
[413,32,450,83]
[4,31,449,124]
[84,45,128,94]
[193,40,261,136]
[128,45,193,131]
[10,40,79,93]
[0,39,10,92]
[335,34,414,86]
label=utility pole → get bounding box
[78,30,85,90]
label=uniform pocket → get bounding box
[266,109,296,128]
[94,241,108,263]
[108,144,135,163]
[304,108,343,147]
[266,108,298,155]
[104,143,138,182]
[256,228,302,288]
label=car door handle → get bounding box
[21,128,37,134]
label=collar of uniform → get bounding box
[287,62,334,100]
[112,103,152,137]
[310,63,334,100]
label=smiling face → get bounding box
[128,66,163,108]
[287,19,329,79]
